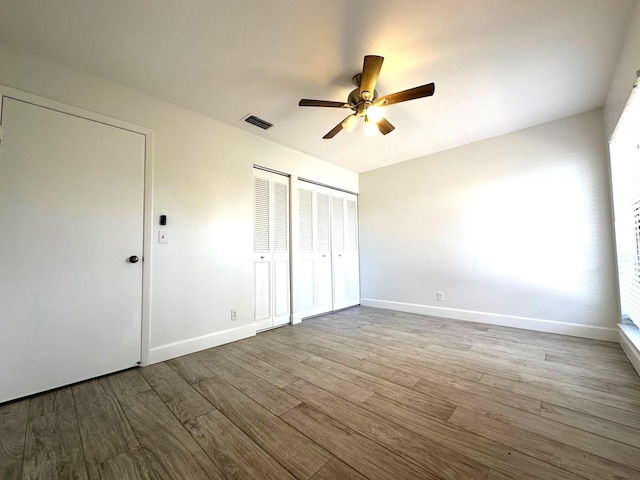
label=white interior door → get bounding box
[298,181,333,318]
[0,97,145,403]
[253,168,290,331]
[315,190,333,313]
[331,190,360,310]
[331,194,349,309]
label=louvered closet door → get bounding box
[298,181,333,318]
[253,168,290,331]
[332,190,360,310]
[315,190,333,313]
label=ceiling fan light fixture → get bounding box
[366,105,384,123]
[342,114,358,133]
[298,54,435,139]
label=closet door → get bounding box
[332,190,360,310]
[298,181,333,318]
[253,169,290,331]
[315,189,333,313]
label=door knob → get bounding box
[129,255,140,263]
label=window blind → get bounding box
[610,74,640,325]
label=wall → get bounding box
[0,43,358,363]
[359,110,619,340]
[604,0,640,138]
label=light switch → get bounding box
[158,230,168,244]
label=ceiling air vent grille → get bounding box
[245,115,273,130]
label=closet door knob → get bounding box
[129,255,139,263]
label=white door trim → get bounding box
[0,84,155,366]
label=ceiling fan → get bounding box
[299,55,435,139]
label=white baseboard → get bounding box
[146,323,256,365]
[360,298,619,342]
[291,313,303,325]
[619,324,640,376]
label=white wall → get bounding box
[0,43,357,363]
[604,0,640,138]
[359,110,619,340]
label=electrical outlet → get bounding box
[437,291,444,302]
[231,309,238,321]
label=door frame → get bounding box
[0,85,155,366]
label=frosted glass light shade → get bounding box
[342,115,358,133]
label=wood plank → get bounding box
[518,372,640,412]
[73,378,139,479]
[185,409,297,480]
[166,354,216,385]
[22,407,88,479]
[233,341,375,405]
[266,327,377,360]
[412,368,541,415]
[266,332,421,388]
[97,448,159,480]
[107,368,152,399]
[281,402,440,480]
[361,394,585,480]
[216,343,300,388]
[540,402,640,449]
[608,382,640,402]
[303,322,489,381]
[250,335,315,362]
[119,389,225,480]
[487,470,517,480]
[309,457,368,480]
[195,374,332,479]
[196,349,301,416]
[28,387,73,419]
[139,362,215,425]
[480,373,640,428]
[449,406,639,480]
[302,355,456,421]
[0,398,29,468]
[0,461,21,480]
[284,379,488,480]
[452,391,640,471]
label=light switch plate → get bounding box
[158,230,168,244]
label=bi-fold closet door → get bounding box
[298,181,360,318]
[253,168,290,331]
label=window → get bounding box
[610,74,640,326]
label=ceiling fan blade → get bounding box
[360,55,384,100]
[377,117,395,135]
[299,99,349,108]
[322,118,348,139]
[375,82,435,106]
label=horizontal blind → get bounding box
[611,77,640,325]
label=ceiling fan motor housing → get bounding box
[348,87,378,114]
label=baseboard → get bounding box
[360,298,619,342]
[146,323,256,365]
[291,313,302,325]
[619,324,640,377]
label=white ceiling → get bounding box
[0,0,635,172]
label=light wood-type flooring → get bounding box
[2,306,640,480]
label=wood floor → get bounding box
[2,306,640,480]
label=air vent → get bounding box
[244,115,273,130]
